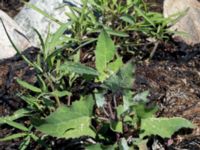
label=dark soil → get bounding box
[134,42,200,149]
[0,0,200,150]
[0,47,38,149]
[0,0,26,17]
[1,41,200,150]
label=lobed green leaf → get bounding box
[140,117,195,138]
[32,95,95,138]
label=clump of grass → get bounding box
[0,0,194,149]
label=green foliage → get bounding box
[17,79,42,93]
[0,0,194,149]
[140,117,195,138]
[0,109,30,123]
[86,143,116,150]
[95,30,115,73]
[110,120,123,133]
[104,61,134,93]
[0,109,30,131]
[32,95,95,138]
[60,61,99,76]
[95,30,120,81]
[95,92,106,108]
[119,138,131,150]
[0,133,27,142]
[50,90,71,97]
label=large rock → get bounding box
[164,0,200,45]
[0,10,31,59]
[14,0,81,46]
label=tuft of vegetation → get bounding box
[0,0,195,149]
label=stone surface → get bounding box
[14,0,81,46]
[0,10,31,59]
[164,0,200,45]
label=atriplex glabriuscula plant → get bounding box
[0,0,195,149]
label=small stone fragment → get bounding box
[14,0,81,46]
[164,0,200,45]
[0,10,31,59]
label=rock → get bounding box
[0,10,31,59]
[164,0,200,45]
[14,0,81,46]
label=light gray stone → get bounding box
[164,0,200,45]
[0,10,31,59]
[14,0,81,46]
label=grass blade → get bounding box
[32,28,45,52]
[0,133,27,142]
[17,79,42,93]
[134,6,155,27]
[6,120,29,131]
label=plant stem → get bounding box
[102,107,109,117]
[108,102,115,120]
[149,41,159,60]
[98,117,109,121]
[113,94,117,109]
[44,73,61,107]
[67,95,71,106]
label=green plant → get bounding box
[26,0,176,58]
[0,0,195,149]
[67,0,176,58]
[0,109,40,150]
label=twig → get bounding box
[113,94,118,109]
[98,117,109,121]
[149,41,159,60]
[44,73,60,107]
[102,107,109,117]
[67,95,71,106]
[108,102,115,120]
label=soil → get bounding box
[0,0,26,17]
[0,47,38,149]
[134,42,200,149]
[0,0,200,150]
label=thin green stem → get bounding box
[44,73,61,107]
